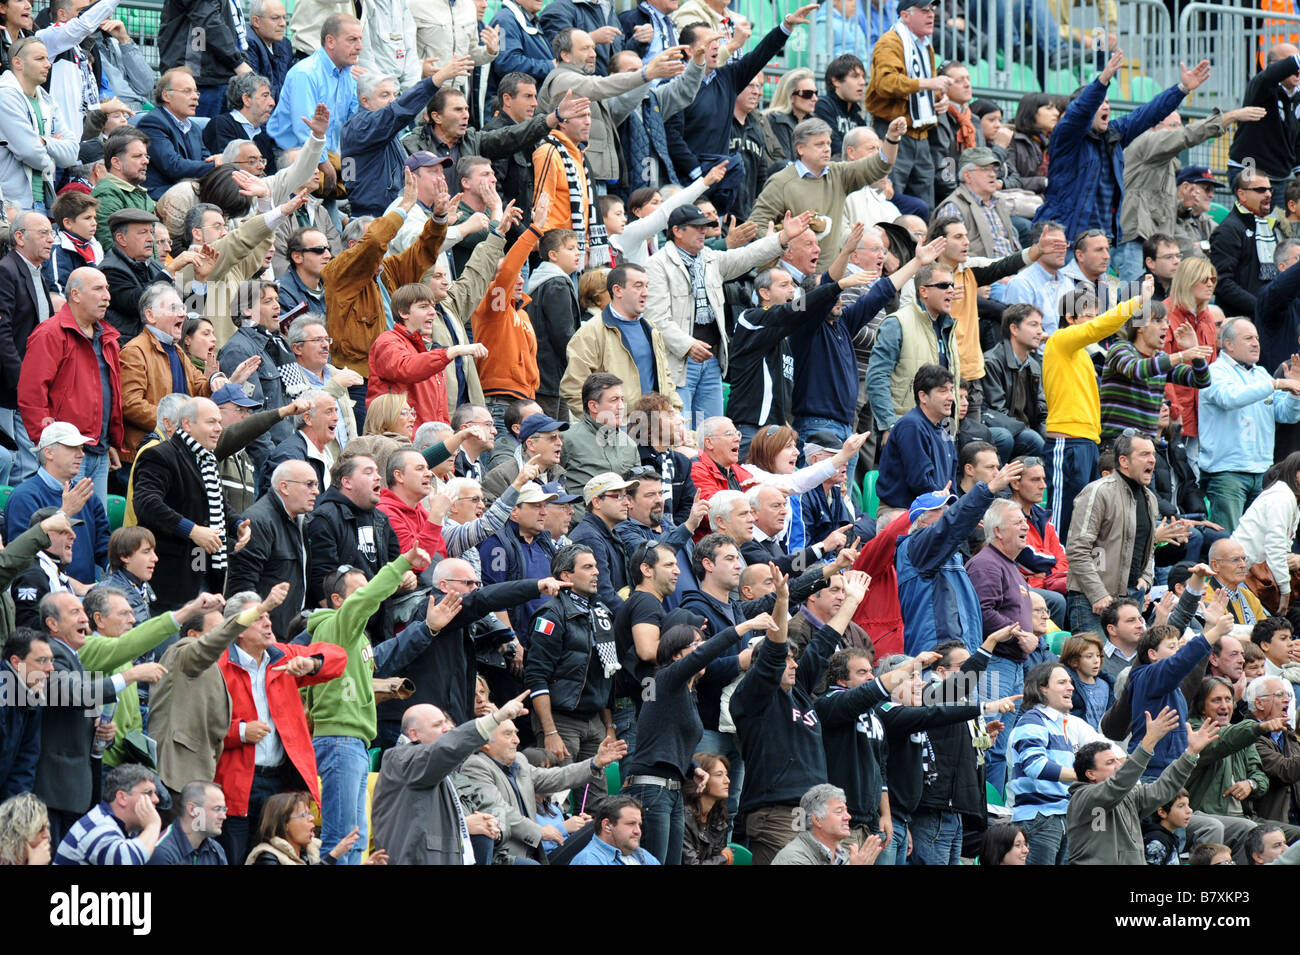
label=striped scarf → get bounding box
[544,135,606,267]
[177,429,227,571]
[675,244,715,325]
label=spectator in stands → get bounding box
[1250,674,1300,824]
[11,507,81,628]
[1203,538,1269,626]
[772,783,883,865]
[1212,170,1283,319]
[244,789,365,864]
[260,388,339,494]
[136,67,219,200]
[934,146,1021,261]
[1061,230,1118,312]
[44,192,103,296]
[492,0,553,91]
[981,821,1028,864]
[100,209,170,342]
[1162,256,1219,459]
[1097,595,1144,682]
[1199,318,1300,531]
[0,628,52,799]
[478,475,559,632]
[204,74,278,174]
[305,453,401,608]
[91,128,153,250]
[981,304,1047,460]
[277,227,328,317]
[570,473,636,610]
[1007,92,1055,198]
[561,374,640,510]
[54,763,161,865]
[0,792,51,865]
[148,780,228,865]
[571,794,661,865]
[1228,45,1300,188]
[1173,166,1218,259]
[841,128,905,227]
[376,448,445,562]
[0,39,77,213]
[1007,456,1068,623]
[876,364,957,510]
[682,752,732,864]
[1062,633,1114,729]
[759,67,817,165]
[1246,824,1288,864]
[1139,234,1182,301]
[268,13,360,158]
[482,412,566,504]
[0,210,56,483]
[284,319,361,448]
[246,0,292,100]
[1001,220,1070,335]
[814,53,869,157]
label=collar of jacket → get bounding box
[103,172,148,195]
[52,302,116,343]
[502,0,541,32]
[226,640,287,668]
[391,322,427,352]
[556,588,603,619]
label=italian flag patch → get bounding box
[534,618,556,636]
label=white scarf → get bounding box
[892,21,936,129]
[502,0,540,34]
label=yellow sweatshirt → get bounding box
[1043,296,1137,441]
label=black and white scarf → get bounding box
[544,134,606,268]
[280,361,311,399]
[570,592,620,678]
[178,429,227,571]
[675,244,715,325]
[892,21,936,129]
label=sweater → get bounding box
[875,405,957,509]
[1125,634,1213,777]
[1007,705,1074,821]
[1042,296,1137,441]
[1099,341,1209,441]
[814,678,891,827]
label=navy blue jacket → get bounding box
[203,111,279,174]
[569,512,630,611]
[0,660,40,799]
[875,405,958,510]
[1125,634,1212,777]
[339,77,437,217]
[1258,256,1300,375]
[135,109,212,199]
[218,325,295,470]
[245,34,294,101]
[479,522,557,632]
[537,0,624,75]
[802,481,854,547]
[147,823,227,865]
[491,2,555,91]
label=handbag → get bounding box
[1246,562,1300,614]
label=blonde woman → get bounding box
[0,793,51,865]
[1163,255,1219,453]
[364,393,418,444]
[761,68,818,164]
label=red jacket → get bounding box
[215,640,347,816]
[1023,505,1068,593]
[18,305,123,452]
[377,487,447,558]
[1162,300,1216,438]
[689,453,755,541]
[851,511,912,658]
[366,324,453,427]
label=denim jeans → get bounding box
[196,85,226,119]
[794,415,855,488]
[980,654,1025,795]
[0,407,38,486]
[697,728,743,824]
[78,450,110,507]
[313,736,370,865]
[908,809,964,865]
[1203,470,1264,533]
[737,422,758,462]
[878,811,910,865]
[1022,811,1068,865]
[611,699,637,758]
[678,357,723,430]
[484,397,511,439]
[622,782,683,865]
[219,764,289,865]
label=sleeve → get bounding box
[223,514,269,598]
[0,88,52,172]
[79,613,180,672]
[272,133,328,203]
[475,112,555,161]
[1209,221,1258,318]
[1112,85,1188,149]
[0,524,49,592]
[372,619,436,676]
[719,25,789,91]
[16,329,61,443]
[492,13,554,79]
[1064,484,1110,603]
[1008,719,1066,782]
[1139,634,1213,698]
[864,315,903,430]
[522,608,563,697]
[369,335,452,384]
[117,341,159,432]
[137,117,213,182]
[814,677,889,725]
[745,171,785,235]
[1200,359,1274,411]
[653,61,704,121]
[1076,741,1152,810]
[1106,341,1174,384]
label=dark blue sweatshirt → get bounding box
[876,405,958,510]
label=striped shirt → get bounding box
[1099,342,1209,441]
[54,803,151,865]
[1007,705,1075,821]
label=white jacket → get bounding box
[0,71,78,210]
[357,0,422,91]
[609,176,710,268]
[643,233,782,381]
[407,0,495,97]
[1233,479,1300,597]
[288,0,354,56]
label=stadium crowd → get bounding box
[3,0,1300,868]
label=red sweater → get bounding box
[18,306,123,452]
[377,487,447,558]
[1162,300,1216,438]
[215,640,347,816]
[366,324,453,427]
[851,511,912,658]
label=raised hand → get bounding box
[1140,706,1180,751]
[1100,49,1124,84]
[595,733,627,768]
[1187,717,1220,754]
[849,834,885,865]
[987,459,1025,493]
[402,545,432,572]
[272,655,318,677]
[1180,58,1211,92]
[914,236,947,266]
[259,582,289,614]
[426,591,464,631]
[60,477,95,517]
[704,159,730,186]
[779,209,814,244]
[302,103,330,140]
[555,89,591,123]
[740,612,777,634]
[231,167,270,198]
[498,689,531,722]
[433,54,475,86]
[841,569,871,603]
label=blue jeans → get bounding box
[1022,811,1068,865]
[1069,587,1145,636]
[697,728,743,825]
[196,85,226,119]
[622,782,683,865]
[0,407,38,486]
[908,809,963,865]
[1113,240,1146,283]
[980,654,1025,795]
[678,357,723,430]
[737,422,758,462]
[794,415,855,489]
[987,425,1046,463]
[878,811,910,865]
[313,736,369,865]
[78,450,110,507]
[611,699,637,758]
[1007,0,1069,58]
[1203,470,1264,534]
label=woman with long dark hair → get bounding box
[682,752,732,865]
[980,822,1028,865]
[1009,92,1058,196]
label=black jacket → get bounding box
[637,445,697,527]
[378,578,540,728]
[740,535,822,578]
[202,111,279,174]
[1210,204,1277,318]
[1229,53,1300,181]
[525,274,581,396]
[218,325,295,469]
[813,90,868,158]
[304,485,401,615]
[568,513,630,611]
[0,248,55,404]
[158,0,248,88]
[34,636,120,814]
[485,113,538,244]
[1257,251,1300,375]
[916,648,992,818]
[815,677,892,828]
[225,491,308,637]
[728,110,767,221]
[244,33,293,101]
[524,590,617,716]
[0,659,41,799]
[981,340,1047,437]
[102,246,171,341]
[259,432,326,500]
[878,698,982,818]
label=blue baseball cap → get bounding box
[1176,165,1218,187]
[543,480,581,504]
[908,491,957,524]
[212,383,262,408]
[519,413,569,443]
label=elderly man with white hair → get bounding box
[842,127,901,229]
[226,458,319,636]
[1250,674,1300,825]
[742,483,853,577]
[259,387,339,496]
[933,146,1022,263]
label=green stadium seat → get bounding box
[968,59,994,87]
[1044,68,1078,94]
[986,781,1004,807]
[369,747,382,772]
[1045,629,1070,656]
[1126,74,1162,103]
[107,494,127,532]
[1207,204,1230,226]
[861,470,879,520]
[0,484,12,516]
[728,842,753,865]
[605,760,621,795]
[1005,63,1041,93]
[721,382,730,414]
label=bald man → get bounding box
[1229,43,1300,185]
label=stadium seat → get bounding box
[861,470,879,519]
[728,842,753,865]
[605,760,621,795]
[0,484,12,516]
[1045,629,1070,655]
[1207,203,1230,225]
[369,747,382,772]
[986,781,1004,807]
[106,494,127,532]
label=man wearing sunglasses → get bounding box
[1211,171,1284,319]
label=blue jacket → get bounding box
[1007,705,1074,820]
[5,470,109,585]
[537,0,624,76]
[896,483,991,655]
[570,833,661,865]
[490,1,555,90]
[245,34,294,101]
[479,521,557,632]
[134,108,212,199]
[0,659,41,799]
[1033,78,1185,242]
[340,77,437,217]
[568,512,630,611]
[1257,250,1300,374]
[875,405,957,510]
[1125,633,1211,776]
[146,822,227,865]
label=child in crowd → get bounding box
[525,229,584,417]
[1063,632,1114,729]
[44,190,103,293]
[1142,789,1191,865]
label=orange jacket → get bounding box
[471,226,540,400]
[532,130,589,236]
[366,323,453,427]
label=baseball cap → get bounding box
[1176,165,1218,187]
[907,491,957,524]
[583,472,638,505]
[542,480,581,504]
[802,430,843,458]
[668,204,713,229]
[518,413,569,443]
[959,146,998,168]
[37,422,93,451]
[897,0,935,10]
[211,383,262,408]
[515,481,559,505]
[29,505,83,528]
[405,151,453,171]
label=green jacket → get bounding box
[0,525,51,642]
[77,612,180,767]
[90,172,156,250]
[1066,744,1198,865]
[304,555,411,742]
[1186,717,1270,817]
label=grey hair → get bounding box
[791,117,833,151]
[342,216,375,245]
[286,314,325,347]
[357,71,397,101]
[37,592,74,633]
[83,586,130,624]
[746,483,781,512]
[443,476,481,500]
[1276,239,1300,267]
[1220,316,1253,348]
[179,398,202,427]
[156,392,187,433]
[877,653,914,676]
[696,416,733,443]
[413,420,451,451]
[294,388,333,430]
[754,267,780,296]
[1244,674,1286,711]
[11,210,47,238]
[221,138,255,165]
[841,125,876,154]
[269,459,312,493]
[248,0,274,16]
[708,489,746,525]
[800,783,847,823]
[982,498,1022,543]
[226,72,270,111]
[223,591,262,621]
[183,202,223,249]
[138,281,180,324]
[104,764,157,803]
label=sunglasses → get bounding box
[923,281,955,290]
[792,89,818,99]
[299,245,330,254]
[1240,185,1272,193]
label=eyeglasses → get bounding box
[601,491,628,500]
[1153,253,1182,261]
[290,812,314,821]
[1213,555,1248,564]
[792,89,818,99]
[1198,277,1218,285]
[626,466,657,479]
[284,479,320,489]
[238,156,268,167]
[444,578,482,589]
[399,407,417,417]
[302,336,332,345]
[1265,691,1292,701]
[458,494,485,504]
[923,281,955,290]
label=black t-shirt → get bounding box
[613,590,664,703]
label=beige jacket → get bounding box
[177,214,276,345]
[560,307,681,418]
[1065,472,1159,603]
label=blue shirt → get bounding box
[1003,261,1071,335]
[607,308,655,395]
[1199,352,1300,474]
[5,468,109,585]
[267,47,358,157]
[570,834,662,865]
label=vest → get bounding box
[889,302,962,436]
